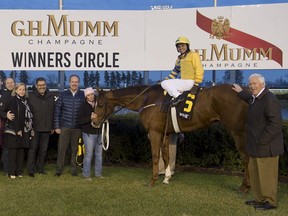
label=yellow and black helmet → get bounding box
[175,36,190,46]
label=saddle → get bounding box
[161,85,200,120]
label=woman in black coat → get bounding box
[5,82,33,179]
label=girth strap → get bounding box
[171,107,181,133]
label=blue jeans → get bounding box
[82,133,102,177]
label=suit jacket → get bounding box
[239,88,284,157]
[28,90,55,132]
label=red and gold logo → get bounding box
[196,10,283,66]
[210,16,230,39]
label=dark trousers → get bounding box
[56,128,81,174]
[1,134,9,174]
[8,148,24,176]
[26,132,50,174]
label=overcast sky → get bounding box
[1,0,288,82]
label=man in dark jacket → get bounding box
[54,75,85,176]
[27,77,55,177]
[0,77,15,175]
[0,76,6,149]
[233,73,284,211]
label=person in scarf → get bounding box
[78,87,103,180]
[6,82,33,179]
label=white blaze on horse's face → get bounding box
[91,92,106,128]
[91,107,103,128]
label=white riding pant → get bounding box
[161,79,195,98]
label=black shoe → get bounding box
[245,200,261,206]
[39,171,47,175]
[54,172,61,177]
[254,201,276,210]
[28,173,35,178]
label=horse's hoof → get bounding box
[162,177,170,184]
[162,180,169,184]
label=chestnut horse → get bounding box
[92,84,250,192]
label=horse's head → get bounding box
[91,89,113,128]
[91,85,161,128]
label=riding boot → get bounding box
[171,95,185,106]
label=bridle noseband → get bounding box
[94,85,157,126]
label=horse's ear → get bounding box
[96,87,103,95]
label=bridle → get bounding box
[92,85,159,150]
[93,84,157,127]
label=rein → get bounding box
[101,120,109,150]
[97,84,157,150]
[101,84,157,122]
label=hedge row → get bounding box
[47,114,288,175]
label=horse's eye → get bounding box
[97,99,104,107]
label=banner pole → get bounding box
[58,0,65,91]
[212,0,217,86]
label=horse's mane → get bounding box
[109,84,161,97]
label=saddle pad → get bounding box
[176,85,200,120]
[160,85,200,120]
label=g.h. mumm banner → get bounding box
[0,3,287,70]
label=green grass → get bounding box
[0,164,287,216]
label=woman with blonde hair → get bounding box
[5,82,33,179]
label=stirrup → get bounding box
[171,96,184,106]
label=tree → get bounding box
[110,71,116,88]
[131,71,138,85]
[46,74,58,88]
[275,76,288,87]
[116,71,121,87]
[95,71,100,87]
[10,71,17,81]
[19,70,29,84]
[222,70,243,84]
[121,72,127,86]
[83,71,89,88]
[126,71,131,86]
[104,71,110,87]
[88,71,95,88]
[0,71,6,81]
[138,72,143,84]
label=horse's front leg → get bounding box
[148,130,163,186]
[232,132,251,193]
[161,135,171,184]
[240,153,250,193]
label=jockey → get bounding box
[161,36,204,106]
